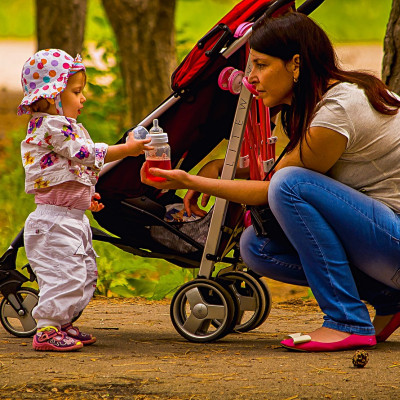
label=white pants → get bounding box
[24,204,98,329]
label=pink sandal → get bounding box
[375,312,400,343]
[281,332,376,352]
[61,323,97,345]
[33,326,83,352]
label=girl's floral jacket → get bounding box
[21,113,108,193]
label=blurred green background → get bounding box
[0,0,393,299]
[0,0,392,43]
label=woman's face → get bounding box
[248,50,299,107]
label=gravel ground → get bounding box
[0,296,399,400]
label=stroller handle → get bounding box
[297,0,325,15]
[261,0,294,19]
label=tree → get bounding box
[101,0,177,125]
[382,0,400,94]
[35,0,87,56]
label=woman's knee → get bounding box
[269,167,303,207]
[268,166,324,213]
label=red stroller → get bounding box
[0,0,324,342]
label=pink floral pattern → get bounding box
[22,114,108,194]
[40,152,59,169]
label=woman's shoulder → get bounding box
[324,82,363,99]
[319,82,370,113]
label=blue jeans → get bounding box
[240,167,400,335]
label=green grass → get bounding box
[0,0,393,43]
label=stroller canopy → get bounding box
[172,0,294,92]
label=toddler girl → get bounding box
[18,49,152,351]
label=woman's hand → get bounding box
[89,192,104,212]
[140,162,191,190]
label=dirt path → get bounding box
[1,296,399,400]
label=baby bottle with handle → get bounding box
[145,119,171,182]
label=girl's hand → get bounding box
[89,192,105,212]
[140,162,190,190]
[125,130,153,157]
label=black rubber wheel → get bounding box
[246,271,272,330]
[0,287,38,338]
[215,271,268,332]
[170,279,237,343]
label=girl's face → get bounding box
[60,71,86,119]
[248,50,299,107]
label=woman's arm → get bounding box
[277,126,348,173]
[141,126,348,206]
[141,165,271,205]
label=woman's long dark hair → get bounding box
[250,12,400,152]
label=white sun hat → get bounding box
[18,48,85,116]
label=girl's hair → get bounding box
[250,12,400,152]
[29,98,52,113]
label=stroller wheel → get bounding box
[215,271,270,333]
[170,279,237,343]
[0,287,38,338]
[246,272,272,330]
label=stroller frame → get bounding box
[0,0,324,343]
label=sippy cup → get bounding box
[145,119,171,182]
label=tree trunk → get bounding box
[382,0,400,94]
[102,0,177,125]
[35,0,87,56]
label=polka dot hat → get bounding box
[18,48,85,116]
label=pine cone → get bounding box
[352,350,369,368]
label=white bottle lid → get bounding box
[146,132,169,144]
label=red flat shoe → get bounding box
[375,312,400,343]
[281,332,376,352]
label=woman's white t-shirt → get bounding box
[310,82,400,213]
